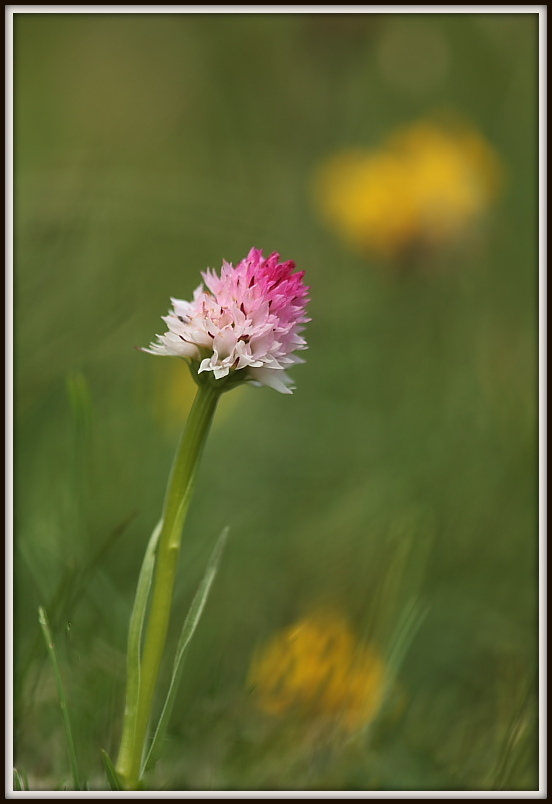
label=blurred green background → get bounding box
[13,11,539,792]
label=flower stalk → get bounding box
[116,380,221,789]
[116,248,309,790]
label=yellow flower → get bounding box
[312,119,503,260]
[248,612,386,732]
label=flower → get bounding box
[248,612,386,732]
[312,119,503,260]
[144,248,310,394]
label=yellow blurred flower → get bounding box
[248,612,387,732]
[313,119,503,260]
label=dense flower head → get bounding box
[144,248,310,394]
[312,119,503,261]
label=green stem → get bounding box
[116,381,220,789]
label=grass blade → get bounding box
[143,526,228,773]
[116,519,162,772]
[100,749,123,791]
[13,768,29,791]
[385,596,428,691]
[16,512,134,717]
[38,606,82,791]
[491,676,536,790]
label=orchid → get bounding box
[115,249,309,789]
[144,248,310,394]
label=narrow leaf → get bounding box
[116,519,162,771]
[144,526,228,773]
[38,606,82,791]
[100,749,123,791]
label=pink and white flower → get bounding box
[144,248,310,394]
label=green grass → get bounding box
[13,11,539,792]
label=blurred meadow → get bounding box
[12,11,540,792]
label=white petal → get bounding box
[170,298,193,318]
[158,335,200,359]
[247,367,294,394]
[198,358,213,374]
[141,343,172,356]
[213,326,238,360]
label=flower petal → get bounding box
[247,367,295,394]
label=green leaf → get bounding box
[116,519,162,772]
[100,749,124,791]
[38,606,83,791]
[143,526,229,774]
